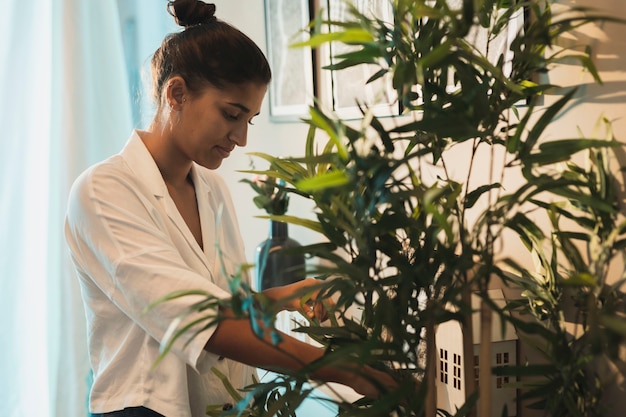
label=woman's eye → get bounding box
[224,112,239,121]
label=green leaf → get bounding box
[417,39,453,69]
[255,214,324,234]
[601,314,626,335]
[521,88,578,158]
[307,107,348,160]
[525,138,622,165]
[464,183,502,208]
[295,170,349,192]
[291,28,374,48]
[211,367,243,402]
[560,272,596,287]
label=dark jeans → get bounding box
[90,406,164,417]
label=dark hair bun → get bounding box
[167,0,216,27]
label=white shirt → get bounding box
[65,131,252,416]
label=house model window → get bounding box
[435,289,519,417]
[439,348,449,384]
[453,353,462,390]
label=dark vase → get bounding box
[255,220,306,291]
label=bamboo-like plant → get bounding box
[155,1,626,416]
[497,118,626,417]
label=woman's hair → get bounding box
[150,0,271,104]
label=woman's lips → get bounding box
[215,145,233,158]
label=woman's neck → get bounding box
[137,128,193,189]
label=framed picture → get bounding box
[462,1,526,77]
[263,0,527,123]
[264,0,316,122]
[319,0,399,120]
[446,0,527,101]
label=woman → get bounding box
[65,1,397,416]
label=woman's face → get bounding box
[172,81,267,170]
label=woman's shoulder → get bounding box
[70,154,132,192]
[71,132,166,197]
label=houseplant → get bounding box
[156,1,626,416]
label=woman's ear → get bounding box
[165,76,187,110]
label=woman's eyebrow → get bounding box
[227,102,250,113]
[227,102,261,117]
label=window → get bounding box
[496,349,511,388]
[440,348,448,384]
[473,354,479,387]
[453,353,462,390]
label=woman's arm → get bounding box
[204,309,398,398]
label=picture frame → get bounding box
[264,0,316,122]
[263,1,528,123]
[319,0,399,120]
[402,2,528,110]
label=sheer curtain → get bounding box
[0,0,131,415]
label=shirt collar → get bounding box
[120,130,168,199]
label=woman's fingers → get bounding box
[303,299,329,321]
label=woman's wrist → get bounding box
[261,278,315,309]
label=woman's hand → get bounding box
[262,278,332,322]
[350,365,400,399]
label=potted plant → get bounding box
[157,1,626,415]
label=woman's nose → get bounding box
[228,123,248,147]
